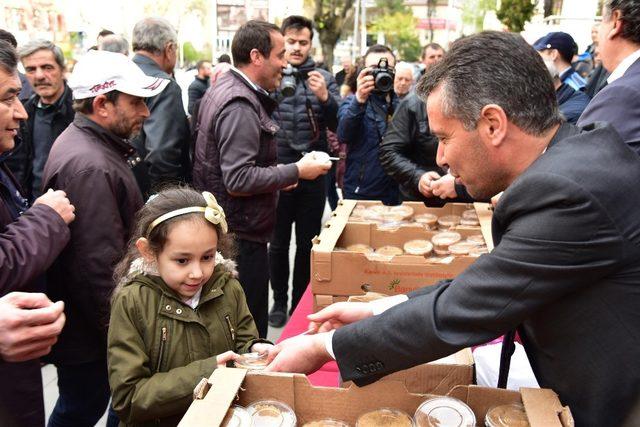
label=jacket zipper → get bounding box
[224,315,236,341]
[156,326,167,373]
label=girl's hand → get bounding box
[216,350,241,366]
[250,343,277,362]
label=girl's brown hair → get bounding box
[112,186,234,293]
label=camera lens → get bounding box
[375,73,394,92]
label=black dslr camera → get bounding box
[369,57,395,93]
[280,64,310,97]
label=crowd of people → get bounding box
[0,0,639,425]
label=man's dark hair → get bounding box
[417,31,561,136]
[422,42,444,58]
[73,90,121,114]
[196,59,211,71]
[0,40,18,74]
[281,15,314,40]
[605,0,640,44]
[364,44,396,62]
[232,20,281,67]
[98,29,115,39]
[0,29,18,48]
[217,53,231,63]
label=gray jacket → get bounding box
[131,54,191,195]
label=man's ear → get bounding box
[92,94,110,118]
[135,237,155,262]
[607,9,624,40]
[478,104,508,148]
[249,48,263,66]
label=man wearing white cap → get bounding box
[41,50,168,427]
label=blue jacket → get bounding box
[556,83,590,125]
[337,94,399,205]
[560,67,586,91]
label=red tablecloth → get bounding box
[276,286,340,387]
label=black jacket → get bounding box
[379,92,442,200]
[334,123,640,426]
[43,114,143,364]
[5,83,74,201]
[379,92,477,205]
[272,57,340,165]
[187,75,209,115]
[131,54,191,195]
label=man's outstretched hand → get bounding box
[306,301,373,334]
[264,333,333,374]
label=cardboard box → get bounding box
[180,368,573,426]
[341,348,475,396]
[311,200,494,310]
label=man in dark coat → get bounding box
[187,59,211,115]
[5,39,74,201]
[193,20,330,337]
[268,32,640,427]
[578,0,640,154]
[0,39,74,427]
[42,50,165,426]
[130,17,191,195]
[268,15,340,327]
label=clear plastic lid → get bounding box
[389,205,415,220]
[234,352,268,370]
[484,403,529,427]
[466,234,486,245]
[302,419,351,427]
[431,232,462,248]
[222,405,252,427]
[414,396,476,427]
[468,246,489,257]
[437,215,461,229]
[356,408,414,427]
[414,213,439,227]
[346,244,374,254]
[246,400,297,427]
[448,242,476,256]
[403,239,434,256]
[462,209,478,220]
[459,218,480,226]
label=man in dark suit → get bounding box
[267,31,640,427]
[578,0,640,153]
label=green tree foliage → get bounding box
[462,0,498,33]
[496,0,537,32]
[312,0,356,68]
[183,42,207,65]
[370,11,422,61]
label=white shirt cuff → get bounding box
[323,330,336,359]
[369,294,409,315]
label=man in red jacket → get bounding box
[0,40,75,427]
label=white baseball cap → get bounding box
[69,50,169,100]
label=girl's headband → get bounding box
[146,191,228,236]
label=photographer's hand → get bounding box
[356,67,375,104]
[307,71,328,103]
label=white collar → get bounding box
[607,48,640,84]
[232,66,269,95]
[182,288,202,310]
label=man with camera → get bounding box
[337,44,399,205]
[268,15,340,327]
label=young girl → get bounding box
[107,187,272,426]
